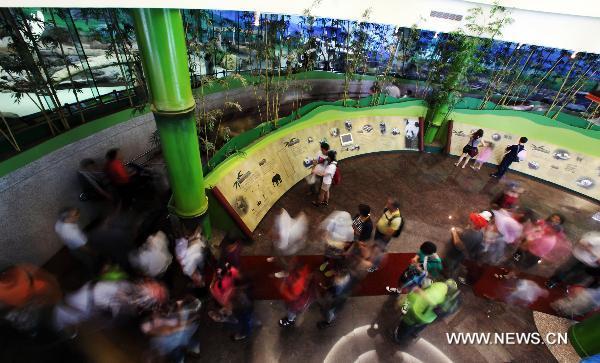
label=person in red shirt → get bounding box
[105,148,133,185]
[278,263,314,327]
[104,148,137,206]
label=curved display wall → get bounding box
[449,110,600,201]
[204,101,427,234]
[206,102,599,235]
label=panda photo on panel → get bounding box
[404,119,420,149]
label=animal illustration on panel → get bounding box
[272,173,283,186]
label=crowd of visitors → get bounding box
[1,141,599,362]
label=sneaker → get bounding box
[367,266,378,273]
[274,271,289,279]
[278,318,295,328]
[317,321,332,330]
[490,173,499,178]
[458,276,467,285]
[454,163,459,167]
[386,286,400,294]
[319,262,329,271]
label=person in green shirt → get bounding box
[393,279,458,343]
[387,241,443,294]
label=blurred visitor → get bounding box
[130,230,173,278]
[393,280,453,342]
[470,141,494,171]
[547,232,600,289]
[278,263,314,328]
[55,207,97,277]
[444,211,491,279]
[230,277,260,341]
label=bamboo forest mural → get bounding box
[0,7,599,158]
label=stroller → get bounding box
[78,158,113,201]
[78,158,159,202]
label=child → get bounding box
[492,182,525,210]
[471,141,494,171]
[386,241,443,294]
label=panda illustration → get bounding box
[404,119,420,149]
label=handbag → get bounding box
[468,147,479,157]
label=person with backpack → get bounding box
[386,241,443,294]
[312,150,338,207]
[490,137,528,178]
[373,198,403,247]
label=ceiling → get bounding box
[12,0,600,53]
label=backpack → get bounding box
[383,208,404,237]
[332,167,341,185]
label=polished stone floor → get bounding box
[251,152,598,276]
[201,152,596,363]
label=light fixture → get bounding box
[254,11,260,27]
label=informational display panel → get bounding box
[450,121,600,200]
[214,115,420,231]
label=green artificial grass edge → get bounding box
[0,106,150,178]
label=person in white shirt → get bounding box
[175,226,206,287]
[55,207,87,250]
[129,231,173,277]
[312,150,337,207]
[55,207,96,276]
[308,142,330,196]
[546,232,600,288]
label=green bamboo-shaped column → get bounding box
[132,9,209,228]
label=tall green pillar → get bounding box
[132,9,209,233]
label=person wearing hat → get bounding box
[393,280,455,342]
[444,211,491,279]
